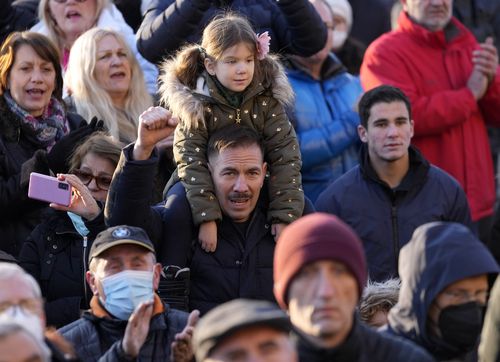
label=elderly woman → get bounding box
[19,132,123,328]
[31,0,158,94]
[0,31,85,257]
[65,28,153,143]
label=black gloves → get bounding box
[46,117,105,174]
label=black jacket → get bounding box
[0,98,81,256]
[18,208,105,328]
[296,318,435,361]
[0,0,38,44]
[106,144,313,314]
[59,298,188,361]
[315,145,473,282]
[137,0,328,64]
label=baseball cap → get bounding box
[89,225,155,262]
[193,299,291,361]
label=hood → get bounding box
[159,55,294,130]
[388,222,499,351]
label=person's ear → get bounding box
[409,119,414,139]
[358,124,368,143]
[204,57,216,76]
[153,263,162,290]
[86,271,99,296]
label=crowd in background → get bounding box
[1,0,500,361]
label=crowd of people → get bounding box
[0,0,500,361]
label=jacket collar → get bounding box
[287,53,346,80]
[0,97,22,143]
[397,11,470,48]
[295,316,361,362]
[89,293,165,319]
[359,144,430,192]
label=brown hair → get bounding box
[69,132,123,172]
[166,13,278,90]
[0,31,63,101]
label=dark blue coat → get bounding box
[297,317,434,362]
[386,222,499,360]
[315,145,473,282]
[137,0,327,63]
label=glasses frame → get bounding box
[73,169,112,191]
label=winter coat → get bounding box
[18,208,105,328]
[360,11,500,222]
[59,296,188,361]
[296,317,435,362]
[137,0,328,64]
[387,222,499,361]
[106,144,313,315]
[315,144,473,282]
[31,3,158,94]
[479,277,500,362]
[161,59,303,225]
[286,54,362,203]
[0,98,81,256]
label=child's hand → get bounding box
[271,223,286,242]
[199,221,218,252]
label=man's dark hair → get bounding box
[207,125,265,161]
[358,85,412,128]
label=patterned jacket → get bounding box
[161,59,303,225]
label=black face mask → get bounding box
[438,301,484,353]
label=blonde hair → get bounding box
[65,28,152,142]
[160,13,286,129]
[38,0,110,49]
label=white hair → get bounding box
[0,263,41,298]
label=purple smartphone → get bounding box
[28,172,72,206]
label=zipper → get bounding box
[391,203,399,275]
[82,236,89,306]
[235,108,241,123]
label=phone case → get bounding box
[28,172,72,206]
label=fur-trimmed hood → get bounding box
[159,56,294,130]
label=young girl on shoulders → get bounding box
[160,13,303,252]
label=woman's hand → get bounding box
[49,174,101,221]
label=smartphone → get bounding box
[28,172,72,206]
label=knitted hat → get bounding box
[326,0,353,32]
[274,213,367,308]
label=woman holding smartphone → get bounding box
[19,132,123,328]
[0,31,88,257]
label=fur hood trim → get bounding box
[159,56,294,130]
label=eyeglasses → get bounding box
[0,298,43,315]
[52,0,87,3]
[73,169,112,190]
[442,290,489,304]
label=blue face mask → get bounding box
[100,270,154,320]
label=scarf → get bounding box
[3,91,69,150]
[210,74,244,108]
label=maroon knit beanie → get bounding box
[273,213,367,309]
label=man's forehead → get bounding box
[211,144,264,165]
[0,277,35,301]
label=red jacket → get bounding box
[361,12,500,221]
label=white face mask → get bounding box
[332,30,348,51]
[0,307,44,341]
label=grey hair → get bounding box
[359,278,401,324]
[0,320,51,361]
[0,263,41,298]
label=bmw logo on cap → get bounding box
[112,227,131,239]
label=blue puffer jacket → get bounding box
[287,54,362,203]
[315,145,473,282]
[137,0,327,64]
